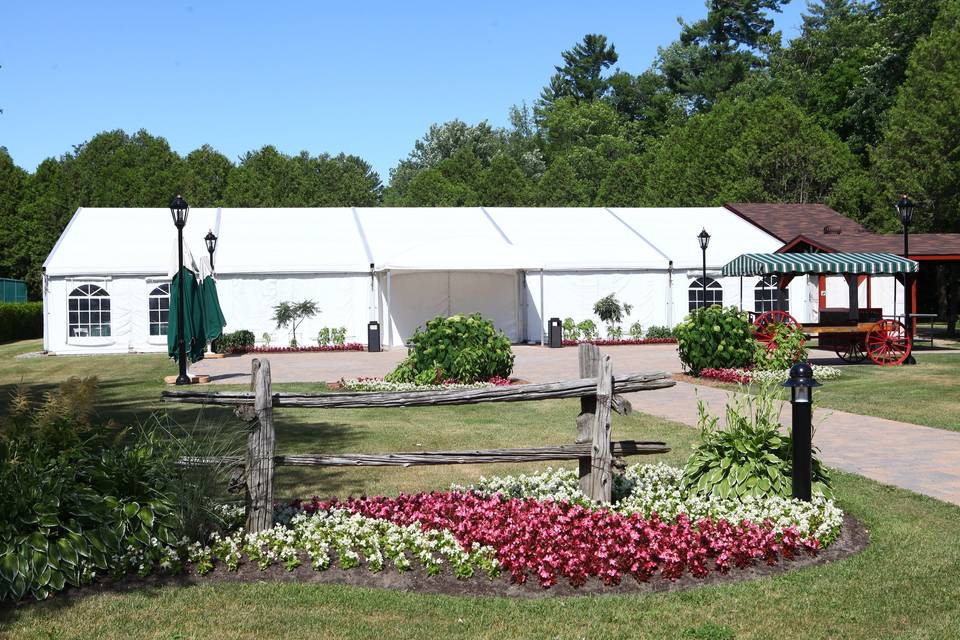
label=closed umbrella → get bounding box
[167,240,207,364]
[199,256,226,343]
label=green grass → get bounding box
[809,353,960,432]
[2,339,960,638]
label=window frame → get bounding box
[754,275,788,313]
[66,282,114,345]
[148,283,171,341]
[688,277,723,311]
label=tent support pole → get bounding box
[739,276,743,311]
[539,269,545,347]
[386,270,393,349]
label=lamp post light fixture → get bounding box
[895,194,917,364]
[697,228,711,308]
[204,230,218,272]
[170,194,191,385]
[782,362,822,501]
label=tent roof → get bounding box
[44,206,786,276]
[722,252,919,276]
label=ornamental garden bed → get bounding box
[8,465,867,604]
[561,338,677,347]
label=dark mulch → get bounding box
[4,514,869,606]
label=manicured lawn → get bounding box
[2,339,960,638]
[810,352,960,432]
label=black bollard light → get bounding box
[782,363,821,501]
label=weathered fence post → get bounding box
[576,343,601,495]
[589,354,614,503]
[245,358,275,533]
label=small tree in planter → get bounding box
[272,300,319,348]
[593,293,632,339]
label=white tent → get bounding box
[42,206,841,355]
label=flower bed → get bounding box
[46,464,843,595]
[326,492,818,587]
[336,376,513,392]
[699,365,842,385]
[244,343,366,353]
[561,338,677,346]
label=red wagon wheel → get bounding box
[753,310,803,351]
[866,320,912,366]
[835,339,868,363]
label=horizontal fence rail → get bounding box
[164,346,676,532]
[176,440,670,469]
[160,371,675,408]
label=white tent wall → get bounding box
[45,275,173,355]
[379,270,521,346]
[215,273,370,347]
[524,271,669,342]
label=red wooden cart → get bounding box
[722,252,919,367]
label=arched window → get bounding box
[68,284,111,337]
[149,284,170,336]
[755,275,788,312]
[688,278,723,311]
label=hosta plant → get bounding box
[683,382,831,499]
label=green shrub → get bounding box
[385,314,514,384]
[576,319,599,341]
[0,380,177,601]
[753,322,808,370]
[628,321,644,340]
[683,382,831,500]
[0,302,42,343]
[562,317,580,341]
[593,293,632,325]
[674,306,753,375]
[645,325,674,339]
[213,329,255,354]
[0,379,238,602]
[330,327,346,346]
[317,327,331,346]
[607,325,623,340]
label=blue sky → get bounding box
[1,1,809,182]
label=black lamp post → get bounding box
[170,194,191,385]
[698,228,711,308]
[782,362,821,501]
[896,194,917,364]
[204,230,218,272]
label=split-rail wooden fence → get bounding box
[161,344,676,533]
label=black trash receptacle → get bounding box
[367,321,381,353]
[548,317,562,348]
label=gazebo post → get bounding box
[845,274,860,322]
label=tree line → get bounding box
[1,0,959,310]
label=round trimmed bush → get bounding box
[675,306,753,375]
[386,314,514,384]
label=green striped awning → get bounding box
[721,252,919,276]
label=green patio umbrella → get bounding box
[168,265,207,364]
[200,257,226,343]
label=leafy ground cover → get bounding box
[1,339,959,638]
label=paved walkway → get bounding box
[190,344,960,507]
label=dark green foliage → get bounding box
[659,0,788,111]
[753,322,808,370]
[538,34,619,110]
[213,329,255,354]
[645,325,675,339]
[641,95,861,209]
[593,293,633,325]
[0,379,182,601]
[675,306,754,375]
[684,384,832,499]
[0,302,42,342]
[386,314,514,384]
[272,300,319,348]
